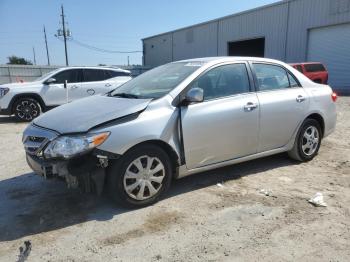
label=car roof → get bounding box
[290,62,324,66]
[57,66,131,73]
[174,56,286,65]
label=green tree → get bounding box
[7,56,33,65]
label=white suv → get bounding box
[0,66,131,121]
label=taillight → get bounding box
[331,92,337,102]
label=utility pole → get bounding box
[43,26,50,65]
[32,47,37,65]
[127,56,130,66]
[60,4,69,66]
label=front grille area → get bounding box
[23,124,58,156]
[24,136,49,155]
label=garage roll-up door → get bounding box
[307,23,350,93]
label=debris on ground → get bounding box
[216,183,225,188]
[259,189,273,196]
[17,241,32,262]
[308,192,327,207]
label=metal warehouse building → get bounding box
[142,0,350,93]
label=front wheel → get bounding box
[107,144,172,208]
[288,119,322,162]
[13,97,42,122]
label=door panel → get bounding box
[181,93,259,169]
[257,88,308,152]
[42,69,82,105]
[79,69,111,99]
[252,62,309,152]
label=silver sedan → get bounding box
[23,57,337,207]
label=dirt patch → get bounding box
[102,210,183,246]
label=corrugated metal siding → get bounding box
[143,33,173,67]
[172,22,218,61]
[218,3,288,60]
[307,23,350,91]
[286,0,350,62]
[143,0,350,67]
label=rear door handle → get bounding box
[105,83,112,87]
[296,95,306,103]
[244,102,258,112]
[71,85,79,89]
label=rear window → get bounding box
[294,65,303,73]
[106,70,131,78]
[304,63,326,72]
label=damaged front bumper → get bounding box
[23,124,120,194]
[26,149,119,195]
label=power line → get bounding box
[70,38,142,54]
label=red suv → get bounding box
[290,62,328,84]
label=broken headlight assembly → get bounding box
[44,132,110,159]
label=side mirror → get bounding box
[185,88,204,103]
[45,78,56,85]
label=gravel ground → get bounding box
[0,97,349,262]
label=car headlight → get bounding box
[0,87,10,98]
[44,132,110,159]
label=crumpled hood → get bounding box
[34,95,152,134]
[0,81,42,90]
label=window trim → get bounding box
[249,62,302,93]
[177,61,255,105]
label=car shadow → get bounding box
[0,116,18,124]
[0,153,298,242]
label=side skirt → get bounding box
[176,147,289,179]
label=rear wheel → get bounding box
[288,119,322,162]
[107,144,172,208]
[13,97,41,122]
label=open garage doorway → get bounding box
[228,38,265,57]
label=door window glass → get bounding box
[52,69,80,84]
[288,72,300,87]
[83,69,106,82]
[254,64,290,91]
[189,64,250,100]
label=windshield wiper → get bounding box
[111,93,141,99]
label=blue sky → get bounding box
[0,0,279,66]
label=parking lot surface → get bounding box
[0,98,349,262]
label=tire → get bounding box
[13,97,42,122]
[107,144,173,208]
[288,119,322,162]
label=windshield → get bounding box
[110,62,204,99]
[35,68,61,82]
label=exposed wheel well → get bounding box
[10,94,46,114]
[127,140,180,172]
[306,113,325,137]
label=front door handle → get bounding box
[244,102,258,112]
[71,85,79,89]
[296,95,306,103]
[105,83,112,87]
